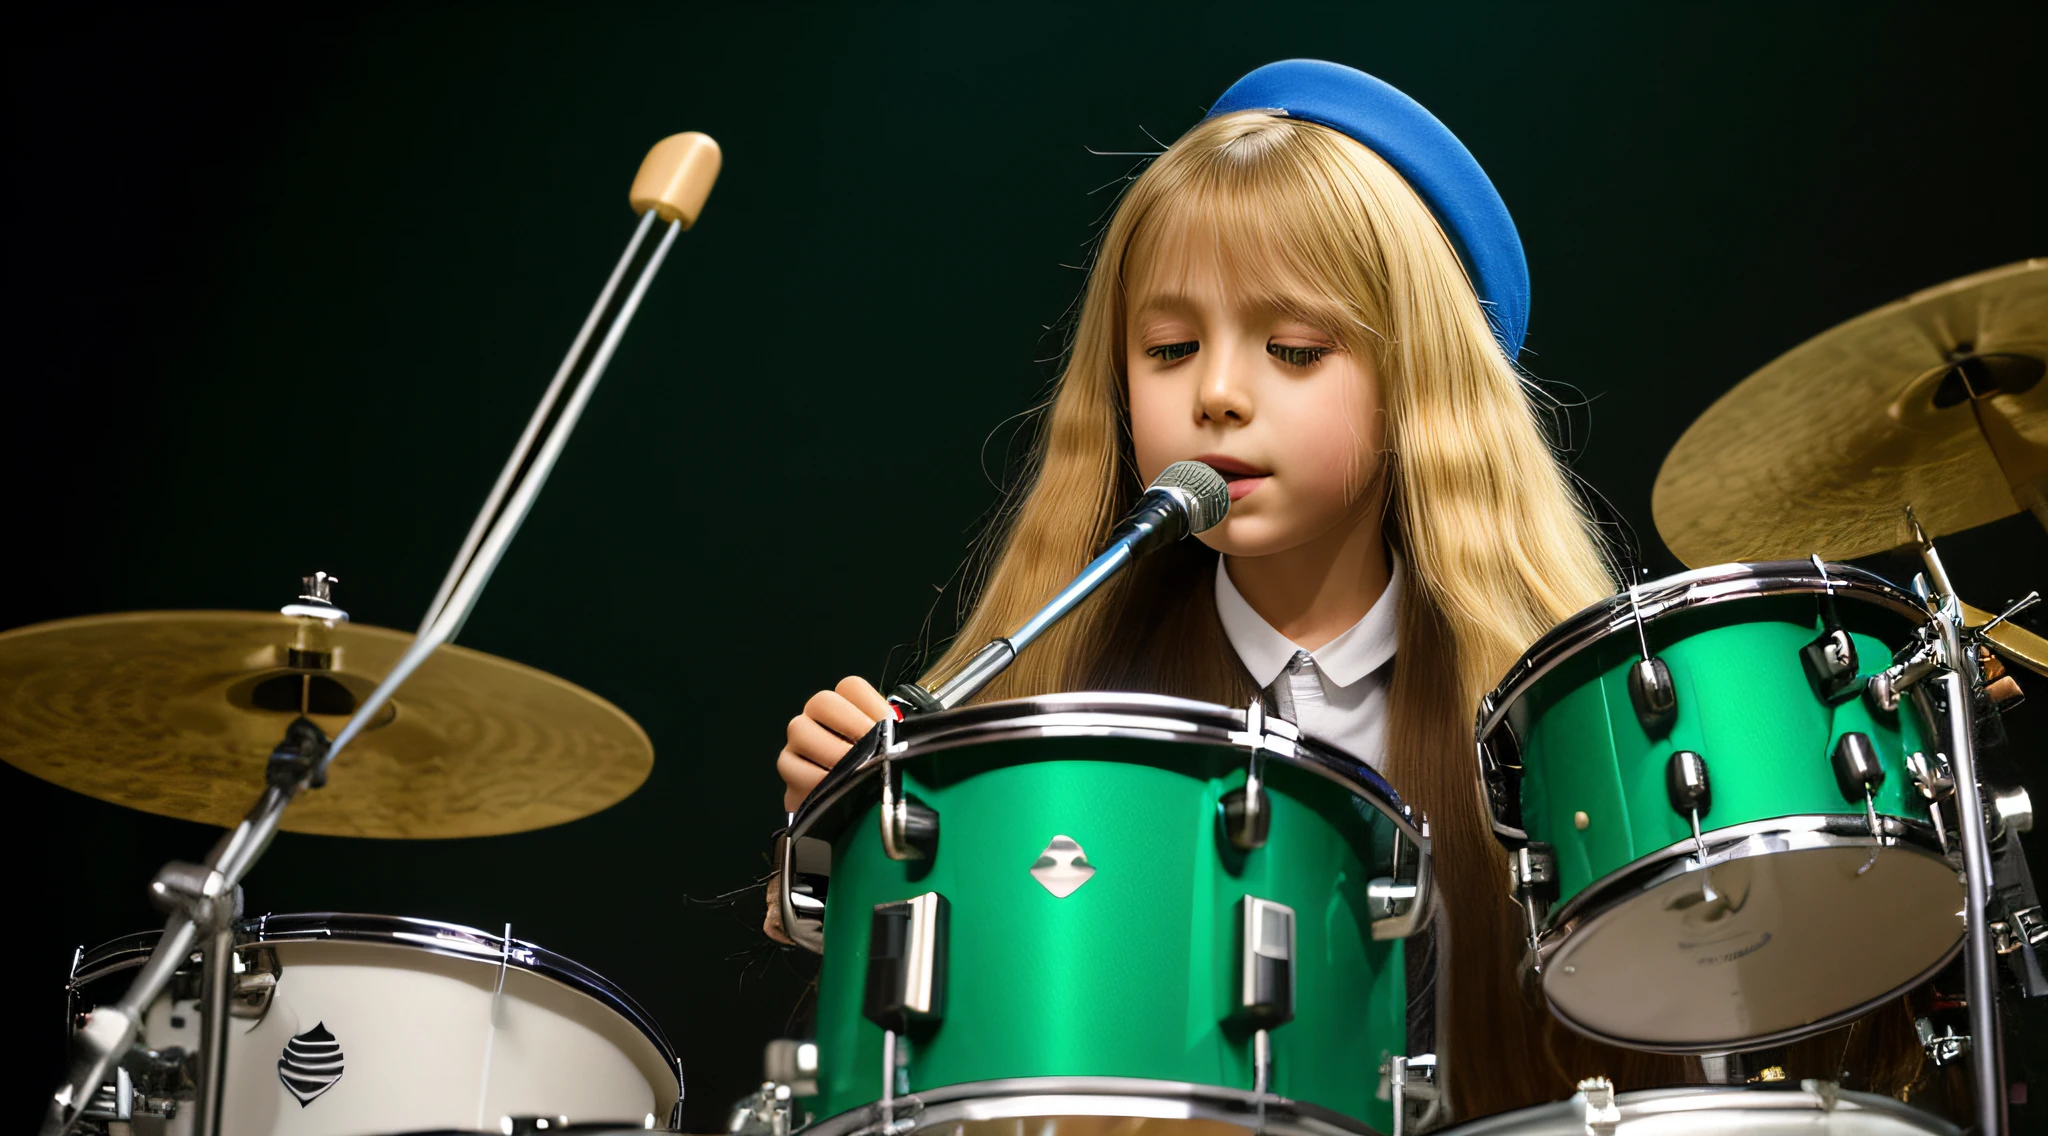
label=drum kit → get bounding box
[8,112,2043,1136]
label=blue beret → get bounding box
[1207,59,1530,360]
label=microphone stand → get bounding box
[909,533,1143,712]
[895,471,1223,712]
[42,191,700,1136]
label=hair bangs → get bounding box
[1118,113,1389,355]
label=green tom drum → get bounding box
[1477,561,1965,1053]
[779,693,1440,1136]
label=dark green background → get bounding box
[6,3,2044,1131]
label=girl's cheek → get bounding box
[1280,397,1378,508]
[1126,385,1179,481]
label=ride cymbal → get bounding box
[0,610,652,838]
[1653,260,2048,566]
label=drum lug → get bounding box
[81,1047,191,1127]
[1387,1053,1440,1136]
[1220,706,1273,852]
[1218,779,1270,852]
[1906,750,1957,855]
[1801,628,1862,703]
[228,946,280,1020]
[1227,896,1296,1028]
[1507,843,1558,957]
[1664,750,1718,897]
[878,716,939,862]
[777,833,831,954]
[763,1037,820,1098]
[1626,658,1677,736]
[79,1066,133,1128]
[865,893,947,1136]
[1370,823,1433,941]
[1624,583,1677,735]
[1831,732,1887,847]
[726,1080,798,1136]
[1576,1076,1622,1134]
[1801,556,1863,704]
[500,1120,578,1135]
[863,891,949,1030]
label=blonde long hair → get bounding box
[912,110,1625,1115]
[915,112,1918,1116]
[927,110,1609,714]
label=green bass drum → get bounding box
[779,693,1441,1136]
[1476,561,1964,1053]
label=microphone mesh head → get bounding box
[1152,460,1231,534]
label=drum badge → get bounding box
[1030,834,1095,898]
[278,1022,345,1106]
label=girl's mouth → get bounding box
[1193,454,1271,503]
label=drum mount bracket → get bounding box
[1865,637,1942,712]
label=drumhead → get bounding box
[1540,822,1963,1051]
[789,691,1419,846]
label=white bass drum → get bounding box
[68,913,682,1135]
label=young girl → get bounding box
[769,60,1921,1120]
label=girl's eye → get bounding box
[1145,341,1198,362]
[1267,343,1330,367]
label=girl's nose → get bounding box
[1197,355,1255,424]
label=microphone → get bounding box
[1104,459,1235,559]
[897,460,1231,712]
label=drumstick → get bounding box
[417,132,722,636]
[40,132,722,1136]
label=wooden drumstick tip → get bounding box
[629,132,722,228]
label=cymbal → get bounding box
[0,611,653,838]
[1653,260,2048,565]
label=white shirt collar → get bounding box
[1214,550,1402,689]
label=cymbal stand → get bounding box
[40,132,721,1136]
[1902,525,2007,1136]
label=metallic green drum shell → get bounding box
[1510,596,1935,907]
[785,695,1431,1136]
[1476,562,1965,1053]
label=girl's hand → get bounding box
[766,676,891,945]
[777,676,892,811]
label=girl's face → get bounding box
[1125,240,1385,559]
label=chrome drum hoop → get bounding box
[801,1076,1381,1136]
[1542,812,1951,937]
[787,691,1420,848]
[1475,560,1928,743]
[1436,1085,1959,1135]
[69,911,681,1091]
[1532,816,1963,1054]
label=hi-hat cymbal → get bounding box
[0,611,653,838]
[1653,260,2048,566]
